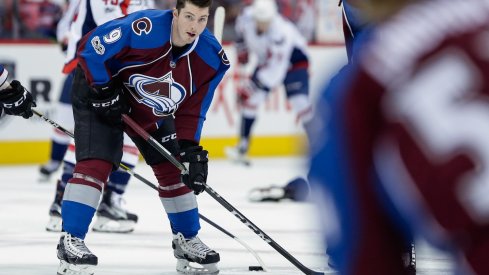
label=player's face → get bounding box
[172,3,209,46]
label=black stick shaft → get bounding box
[117,164,236,238]
[122,114,323,275]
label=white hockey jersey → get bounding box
[235,7,309,89]
[62,0,154,73]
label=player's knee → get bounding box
[73,159,113,185]
[152,161,192,197]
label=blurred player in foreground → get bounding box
[310,0,489,274]
[225,0,312,166]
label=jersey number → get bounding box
[385,49,489,221]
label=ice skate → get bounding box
[39,160,62,182]
[92,190,138,233]
[56,232,97,275]
[46,201,62,232]
[172,232,220,274]
[248,185,286,202]
[224,146,250,166]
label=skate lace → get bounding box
[188,238,213,255]
[67,234,91,255]
[177,234,213,258]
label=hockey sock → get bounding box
[50,140,69,162]
[62,159,112,239]
[152,161,201,238]
[240,116,255,140]
[238,116,255,153]
[168,208,201,238]
[107,162,134,195]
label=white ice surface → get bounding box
[0,157,454,274]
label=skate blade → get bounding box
[46,215,62,232]
[92,217,135,233]
[57,260,95,275]
[176,259,219,275]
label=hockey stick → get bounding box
[118,164,268,271]
[122,114,325,275]
[213,6,225,44]
[30,109,267,270]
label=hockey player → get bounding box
[224,0,313,165]
[309,0,489,274]
[39,0,154,180]
[41,0,153,233]
[55,0,230,274]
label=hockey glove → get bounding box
[179,145,208,195]
[89,87,128,127]
[0,80,36,119]
[236,78,256,107]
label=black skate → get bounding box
[248,185,286,202]
[172,232,220,274]
[39,160,62,182]
[92,190,138,233]
[57,232,97,275]
[248,177,310,202]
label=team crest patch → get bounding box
[219,49,230,66]
[125,72,186,116]
[91,36,105,55]
[132,17,152,36]
[103,27,122,44]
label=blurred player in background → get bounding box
[246,0,365,204]
[225,0,312,166]
[54,0,229,274]
[39,0,154,181]
[310,0,489,274]
[41,0,154,234]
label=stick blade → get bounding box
[213,6,225,44]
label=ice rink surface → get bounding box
[0,157,455,275]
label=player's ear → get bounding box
[173,8,179,18]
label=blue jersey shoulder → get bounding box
[89,9,173,51]
[195,28,229,71]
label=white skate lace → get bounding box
[188,238,213,257]
[177,233,213,258]
[66,234,92,256]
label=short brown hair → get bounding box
[176,0,212,11]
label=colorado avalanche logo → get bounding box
[125,72,186,116]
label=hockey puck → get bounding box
[248,266,264,271]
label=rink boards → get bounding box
[0,42,346,164]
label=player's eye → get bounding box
[185,15,194,21]
[199,17,207,23]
